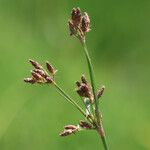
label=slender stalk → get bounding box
[80,39,100,124]
[80,39,109,150]
[54,82,95,124]
[54,83,86,116]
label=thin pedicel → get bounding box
[24,7,109,150]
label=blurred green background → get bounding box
[0,0,150,149]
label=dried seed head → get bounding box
[97,85,105,99]
[71,7,82,26]
[46,61,56,75]
[81,75,88,84]
[24,77,36,84]
[68,8,90,40]
[81,12,90,33]
[64,125,78,130]
[29,59,42,69]
[79,120,92,129]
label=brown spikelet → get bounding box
[97,85,105,99]
[46,61,57,75]
[31,71,43,80]
[68,20,77,36]
[81,75,88,84]
[71,7,82,26]
[79,120,92,129]
[59,129,73,137]
[64,125,78,130]
[29,59,42,69]
[76,81,81,87]
[46,76,54,84]
[77,84,89,97]
[33,69,48,78]
[78,85,93,101]
[24,78,36,84]
[81,13,90,33]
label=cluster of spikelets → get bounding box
[24,59,57,84]
[68,7,90,40]
[24,7,105,138]
[60,120,93,137]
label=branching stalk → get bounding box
[24,7,110,150]
[54,82,86,116]
[54,82,95,124]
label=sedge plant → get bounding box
[24,7,109,150]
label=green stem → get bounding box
[80,39,109,150]
[80,39,100,124]
[97,125,109,150]
[54,83,85,116]
[54,83,94,124]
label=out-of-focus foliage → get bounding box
[0,0,150,150]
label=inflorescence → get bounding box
[24,59,56,84]
[68,7,90,41]
[24,58,105,136]
[24,8,108,148]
